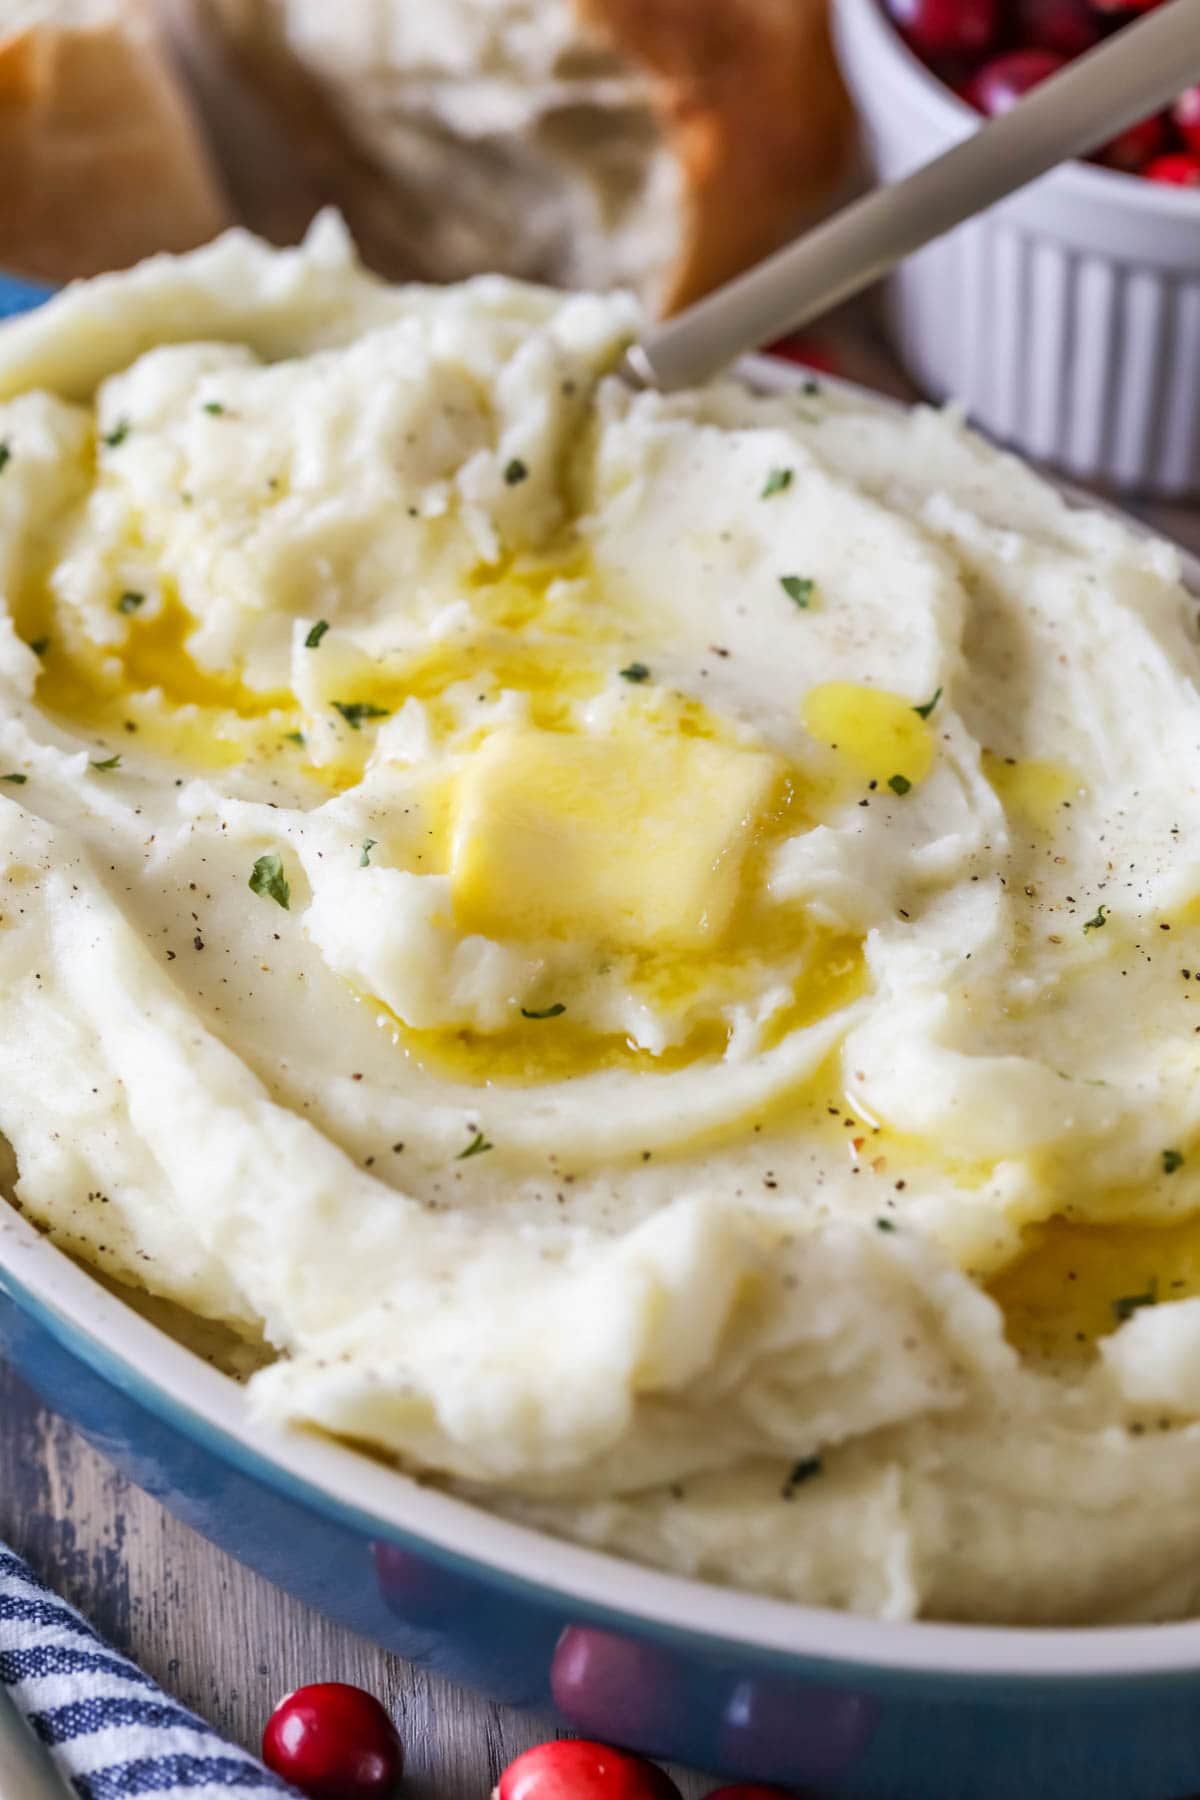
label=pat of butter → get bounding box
[451,723,780,950]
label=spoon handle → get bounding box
[624,0,1200,392]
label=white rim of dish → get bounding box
[3,357,1200,1685]
[837,0,1200,222]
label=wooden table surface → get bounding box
[0,1355,710,1799]
[0,389,1196,1800]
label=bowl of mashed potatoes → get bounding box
[4,215,1200,1799]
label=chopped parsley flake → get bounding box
[0,442,10,475]
[90,754,121,772]
[333,701,390,730]
[202,401,226,416]
[29,637,48,657]
[249,852,290,909]
[761,466,793,499]
[503,458,529,485]
[456,1130,493,1160]
[284,731,305,746]
[305,619,330,649]
[102,419,130,449]
[779,575,814,608]
[781,1455,823,1498]
[1113,1281,1158,1323]
[875,1216,896,1232]
[1163,1148,1185,1175]
[888,773,912,796]
[913,687,942,719]
[116,591,145,615]
[521,1003,566,1019]
[359,838,378,867]
[620,662,650,683]
[1083,905,1109,933]
[1,772,27,784]
[803,378,822,397]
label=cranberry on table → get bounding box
[494,1739,682,1800]
[1173,85,1200,154]
[262,1683,404,1800]
[1144,151,1200,186]
[1013,0,1100,57]
[1095,112,1167,174]
[884,0,999,58]
[964,48,1066,117]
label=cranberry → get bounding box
[1096,112,1167,172]
[964,48,1066,117]
[764,335,843,377]
[1143,151,1200,186]
[262,1684,403,1800]
[1173,85,1200,154]
[1014,0,1101,56]
[884,0,999,58]
[494,1740,682,1800]
[1090,0,1164,10]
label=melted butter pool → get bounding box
[801,682,935,796]
[982,751,1086,833]
[990,1215,1200,1361]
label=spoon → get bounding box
[623,0,1200,391]
[0,1684,72,1799]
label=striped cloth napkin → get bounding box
[1,1543,298,1798]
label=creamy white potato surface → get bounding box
[5,217,1200,1624]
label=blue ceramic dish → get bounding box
[0,270,56,320]
[3,269,1200,1800]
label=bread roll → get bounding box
[0,0,231,281]
[171,0,851,312]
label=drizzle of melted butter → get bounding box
[989,1215,1200,1361]
[27,540,867,1089]
[982,752,1084,832]
[351,629,606,743]
[386,927,866,1087]
[801,683,934,792]
[32,588,301,771]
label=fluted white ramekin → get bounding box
[833,0,1200,498]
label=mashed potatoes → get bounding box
[4,216,1200,1624]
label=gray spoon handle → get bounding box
[624,0,1200,392]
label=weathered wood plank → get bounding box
[0,1360,707,1797]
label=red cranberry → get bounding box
[884,0,999,58]
[1173,85,1200,154]
[494,1740,681,1800]
[965,49,1066,117]
[1144,151,1200,186]
[1090,0,1165,10]
[764,335,843,377]
[1014,0,1101,55]
[1096,112,1167,173]
[262,1684,403,1800]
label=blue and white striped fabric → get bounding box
[0,1544,299,1798]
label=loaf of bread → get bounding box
[0,0,230,281]
[169,0,852,313]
